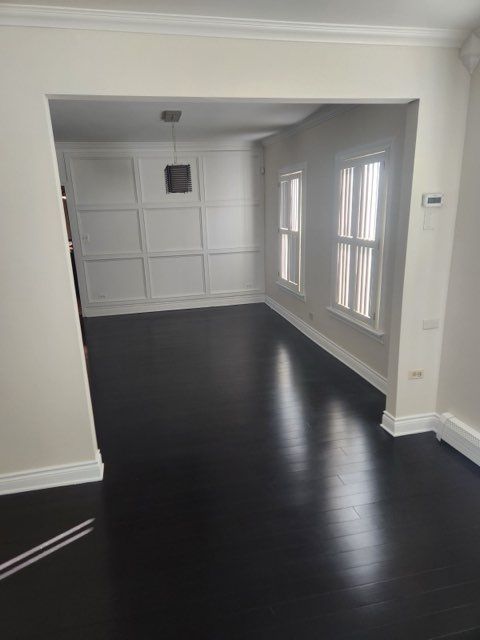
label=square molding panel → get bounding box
[206,204,260,249]
[144,207,202,252]
[70,156,137,205]
[209,251,262,294]
[84,258,147,302]
[78,209,142,255]
[149,255,205,299]
[60,146,265,316]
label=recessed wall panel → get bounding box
[209,252,262,293]
[149,255,205,298]
[85,258,146,302]
[78,209,142,255]
[145,207,202,252]
[243,154,261,202]
[62,146,265,315]
[203,152,260,202]
[70,157,136,205]
[138,156,200,203]
[206,205,259,249]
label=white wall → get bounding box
[59,145,264,316]
[264,105,407,381]
[437,66,480,431]
[0,25,470,479]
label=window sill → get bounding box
[276,281,306,301]
[327,306,385,343]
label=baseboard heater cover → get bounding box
[437,413,480,467]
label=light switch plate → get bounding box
[423,318,440,330]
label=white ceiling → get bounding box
[4,0,480,29]
[49,99,324,143]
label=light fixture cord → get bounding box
[171,122,178,165]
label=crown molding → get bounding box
[55,140,262,151]
[262,105,357,147]
[460,30,480,73]
[0,4,467,47]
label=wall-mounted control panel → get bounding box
[422,193,444,230]
[422,193,444,208]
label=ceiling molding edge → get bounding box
[54,140,262,151]
[0,4,467,47]
[262,105,358,147]
[459,29,480,73]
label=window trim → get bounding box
[327,305,385,342]
[277,162,307,300]
[330,140,392,334]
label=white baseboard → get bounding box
[381,410,480,468]
[265,296,387,393]
[380,410,437,436]
[0,450,104,495]
[436,413,480,467]
[83,293,265,317]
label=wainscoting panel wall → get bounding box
[58,145,265,316]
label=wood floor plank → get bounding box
[1,304,479,639]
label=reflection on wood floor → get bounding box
[1,304,480,639]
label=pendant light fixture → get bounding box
[161,110,192,194]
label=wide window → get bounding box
[331,145,388,330]
[278,165,305,296]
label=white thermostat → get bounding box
[422,193,444,208]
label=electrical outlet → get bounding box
[308,312,314,321]
[245,283,254,289]
[408,369,424,380]
[97,294,106,300]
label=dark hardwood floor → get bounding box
[2,304,480,639]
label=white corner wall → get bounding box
[0,25,470,481]
[58,145,264,316]
[264,104,408,383]
[437,66,480,432]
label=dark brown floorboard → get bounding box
[1,304,479,639]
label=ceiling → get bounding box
[49,99,324,143]
[4,0,480,30]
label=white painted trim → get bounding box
[0,450,103,496]
[380,411,480,468]
[437,413,480,467]
[0,5,466,47]
[327,306,385,342]
[277,162,307,298]
[276,280,306,301]
[330,140,392,335]
[380,411,436,436]
[60,146,265,316]
[84,293,265,317]
[55,141,261,152]
[263,106,357,147]
[265,296,387,393]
